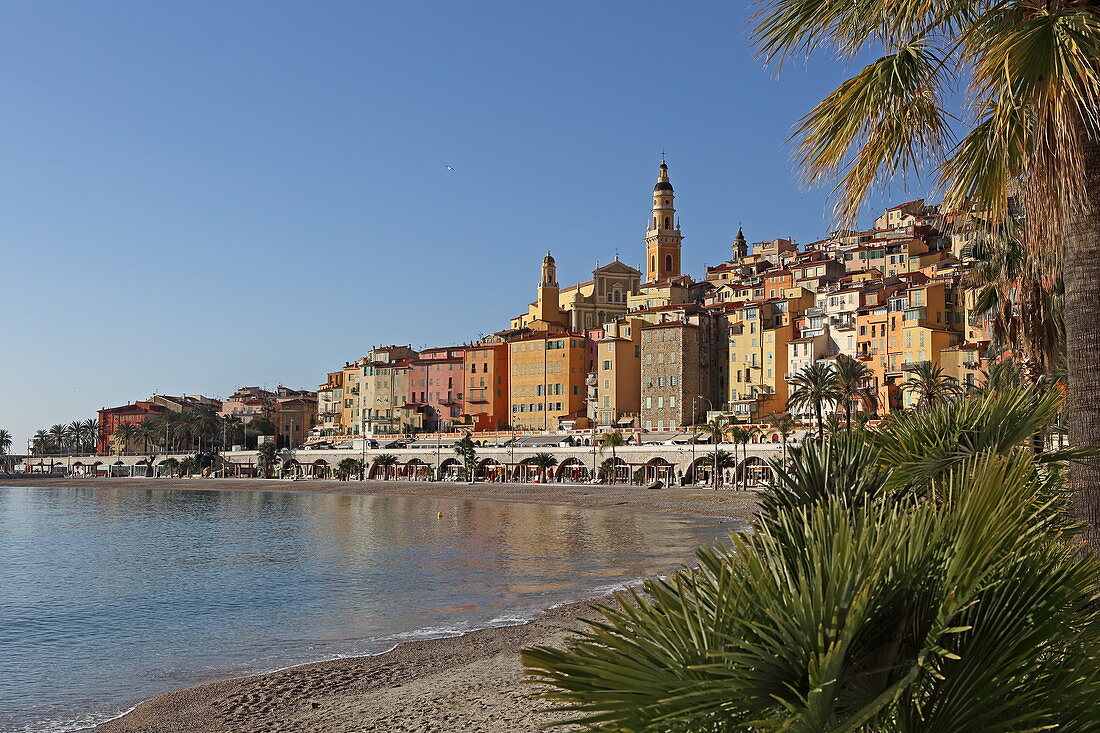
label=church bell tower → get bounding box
[645,160,683,282]
[534,251,562,324]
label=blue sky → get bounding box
[0,1,926,450]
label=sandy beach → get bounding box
[13,477,758,732]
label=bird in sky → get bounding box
[444,165,455,172]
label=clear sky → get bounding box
[1,1,924,451]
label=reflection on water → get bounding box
[0,486,732,733]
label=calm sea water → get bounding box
[0,485,731,733]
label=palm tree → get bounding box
[524,387,1100,730]
[337,457,363,481]
[765,412,796,467]
[32,430,49,456]
[786,363,841,440]
[726,425,756,491]
[159,457,180,477]
[834,355,877,428]
[963,231,1062,383]
[374,454,398,480]
[135,421,159,454]
[255,441,278,479]
[453,435,478,482]
[81,419,100,454]
[750,0,1100,549]
[113,423,138,454]
[0,429,12,457]
[598,431,627,483]
[694,417,728,489]
[903,362,962,408]
[48,424,66,455]
[530,452,559,483]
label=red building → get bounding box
[97,402,169,454]
[407,346,467,432]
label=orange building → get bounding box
[507,333,588,431]
[462,342,510,432]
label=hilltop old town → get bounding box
[31,161,999,462]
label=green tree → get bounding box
[524,388,1100,730]
[598,431,627,483]
[48,424,66,455]
[726,425,755,491]
[374,453,398,480]
[159,457,180,477]
[135,421,159,454]
[750,0,1100,549]
[834,354,877,428]
[530,452,558,483]
[963,231,1062,383]
[337,457,363,481]
[255,440,279,479]
[694,417,728,489]
[453,435,478,482]
[63,421,81,454]
[178,456,197,477]
[113,424,138,454]
[786,362,841,440]
[903,362,961,408]
[82,419,100,454]
[32,430,49,456]
[765,411,797,466]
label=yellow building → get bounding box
[939,343,984,391]
[590,317,643,429]
[316,371,344,438]
[340,359,363,436]
[726,293,810,421]
[360,345,418,436]
[507,333,588,431]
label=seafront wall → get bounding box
[21,443,786,483]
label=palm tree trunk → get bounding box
[814,401,823,440]
[1064,129,1100,555]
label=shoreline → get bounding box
[9,478,758,733]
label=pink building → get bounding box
[407,347,467,432]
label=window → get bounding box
[646,397,652,409]
[669,396,676,407]
[602,360,612,370]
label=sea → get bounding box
[0,485,733,732]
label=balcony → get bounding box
[902,360,930,370]
[903,307,926,321]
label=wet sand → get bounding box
[11,477,758,732]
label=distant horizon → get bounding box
[1,1,926,451]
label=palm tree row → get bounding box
[107,409,266,455]
[785,357,973,438]
[30,419,100,455]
